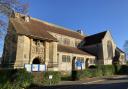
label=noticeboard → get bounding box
[24,64,46,72]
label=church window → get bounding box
[77,57,84,63]
[121,55,124,59]
[62,55,71,62]
[63,38,70,45]
[107,41,113,59]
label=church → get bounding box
[1,13,126,72]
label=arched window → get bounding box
[107,41,113,59]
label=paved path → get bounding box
[28,75,128,89]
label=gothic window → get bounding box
[120,55,124,59]
[107,41,113,59]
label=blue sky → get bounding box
[0,0,128,56]
[28,0,128,47]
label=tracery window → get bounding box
[107,41,113,59]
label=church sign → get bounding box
[24,64,46,72]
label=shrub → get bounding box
[13,69,33,88]
[71,69,99,80]
[0,69,33,89]
[71,65,116,80]
[32,71,61,86]
[118,65,128,75]
[42,71,61,85]
[97,65,115,76]
[72,70,85,80]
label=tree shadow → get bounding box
[27,82,128,89]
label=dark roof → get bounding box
[10,18,57,41]
[84,31,107,46]
[10,15,85,40]
[58,44,94,56]
[116,47,125,53]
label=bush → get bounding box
[97,65,115,76]
[14,69,33,88]
[118,65,128,75]
[71,70,85,80]
[32,71,61,86]
[42,71,61,85]
[0,69,33,89]
[71,65,115,80]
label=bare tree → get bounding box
[124,40,128,59]
[0,0,29,38]
[0,0,28,58]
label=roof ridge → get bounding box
[31,17,84,35]
[86,30,107,38]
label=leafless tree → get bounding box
[124,40,128,59]
[0,0,29,39]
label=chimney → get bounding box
[24,15,30,22]
[76,30,84,35]
[10,12,20,18]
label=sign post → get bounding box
[49,75,53,86]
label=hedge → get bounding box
[118,65,128,75]
[71,65,116,80]
[0,69,61,88]
[98,65,115,76]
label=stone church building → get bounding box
[1,13,126,71]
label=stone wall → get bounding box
[83,31,116,65]
[102,31,116,65]
[15,35,26,68]
[2,22,18,68]
[57,52,95,72]
[48,32,82,47]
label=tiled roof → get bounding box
[10,14,85,40]
[31,18,85,40]
[10,18,57,41]
[84,31,107,46]
[58,44,94,56]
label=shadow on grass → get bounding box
[61,76,72,81]
[103,75,128,81]
[27,82,128,89]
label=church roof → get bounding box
[116,47,125,53]
[10,14,85,40]
[58,44,94,57]
[31,18,85,40]
[10,18,58,41]
[83,31,107,46]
